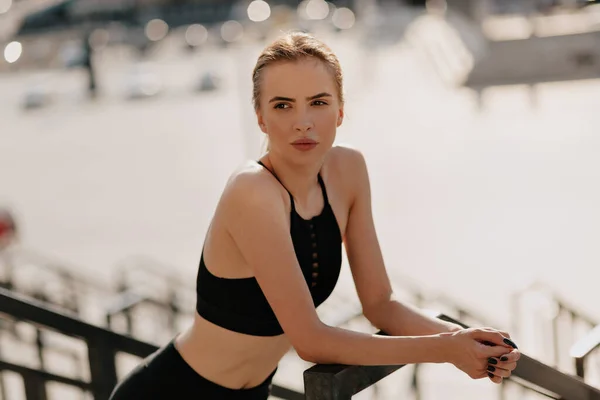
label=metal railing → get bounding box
[512,281,599,380]
[2,275,599,400]
[571,324,600,379]
[0,287,303,400]
[303,314,600,400]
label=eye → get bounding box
[312,100,328,106]
[274,103,290,109]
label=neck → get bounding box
[262,152,323,203]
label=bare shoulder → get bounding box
[326,144,368,174]
[219,161,287,217]
[324,145,369,194]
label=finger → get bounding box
[487,365,512,378]
[477,342,514,358]
[496,349,521,363]
[487,372,503,384]
[481,327,511,339]
[472,330,516,349]
[495,361,517,371]
[499,331,511,339]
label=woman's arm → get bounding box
[340,147,463,336]
[222,167,509,367]
[222,168,449,365]
[362,298,463,336]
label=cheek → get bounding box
[262,115,288,135]
[316,111,339,128]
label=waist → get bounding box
[175,312,291,389]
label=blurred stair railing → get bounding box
[571,324,600,379]
[512,281,599,381]
[107,256,196,341]
[304,314,600,400]
[0,247,113,318]
[0,287,303,400]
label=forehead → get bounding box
[260,58,336,97]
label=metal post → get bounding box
[551,305,562,368]
[575,357,585,379]
[22,371,48,400]
[88,336,118,400]
[0,344,8,400]
[35,329,45,370]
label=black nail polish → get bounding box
[488,372,494,378]
[488,358,498,365]
[487,365,496,372]
[500,356,508,362]
[503,338,518,349]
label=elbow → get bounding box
[291,323,331,364]
[296,348,319,363]
[363,305,386,331]
[297,347,332,364]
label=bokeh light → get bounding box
[332,7,355,30]
[185,24,208,47]
[247,0,271,22]
[221,20,244,43]
[145,19,169,42]
[4,41,22,64]
[305,0,329,20]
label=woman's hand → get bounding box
[486,344,521,384]
[444,328,519,383]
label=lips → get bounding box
[291,138,317,145]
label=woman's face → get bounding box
[256,57,343,164]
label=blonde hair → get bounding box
[252,31,345,111]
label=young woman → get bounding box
[110,31,520,400]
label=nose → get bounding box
[293,111,314,133]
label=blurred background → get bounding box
[1,0,600,399]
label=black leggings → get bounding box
[109,339,276,400]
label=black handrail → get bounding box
[304,314,600,400]
[0,287,303,400]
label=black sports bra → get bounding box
[195,161,342,336]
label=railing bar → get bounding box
[0,287,157,357]
[508,376,561,399]
[0,289,304,399]
[0,360,92,390]
[443,315,600,400]
[571,325,600,359]
[304,315,600,400]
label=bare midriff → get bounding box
[174,312,292,389]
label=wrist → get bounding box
[436,331,457,364]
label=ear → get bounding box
[336,107,344,127]
[256,109,268,134]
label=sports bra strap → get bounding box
[316,173,329,204]
[257,160,329,211]
[257,160,295,210]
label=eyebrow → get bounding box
[268,92,332,103]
